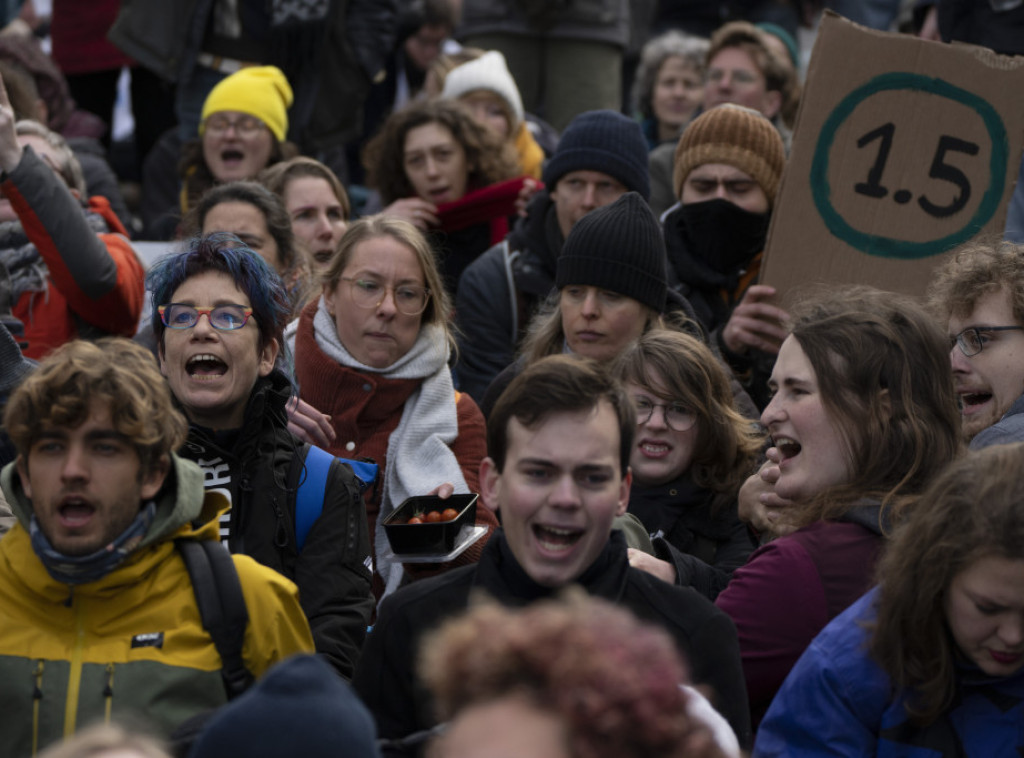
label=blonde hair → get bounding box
[321,214,454,352]
[519,293,661,366]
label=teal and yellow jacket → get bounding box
[0,455,315,757]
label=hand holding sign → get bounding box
[721,285,790,357]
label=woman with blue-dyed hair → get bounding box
[147,232,290,363]
[146,233,374,680]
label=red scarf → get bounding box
[435,176,539,245]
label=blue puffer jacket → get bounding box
[755,586,1024,757]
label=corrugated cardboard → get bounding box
[760,12,1024,303]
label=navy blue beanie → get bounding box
[188,655,381,758]
[543,110,651,200]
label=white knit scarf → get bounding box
[312,296,468,596]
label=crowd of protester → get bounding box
[2,1,1024,757]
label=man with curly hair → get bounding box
[0,338,313,756]
[928,239,1024,448]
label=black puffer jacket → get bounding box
[179,370,374,679]
[630,472,756,601]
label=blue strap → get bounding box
[294,447,379,553]
[343,459,378,493]
[295,445,333,553]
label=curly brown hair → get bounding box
[870,442,1024,725]
[420,590,700,758]
[927,236,1024,325]
[4,338,188,476]
[362,98,520,205]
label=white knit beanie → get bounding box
[441,50,524,129]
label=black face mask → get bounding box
[679,198,770,275]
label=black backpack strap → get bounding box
[177,539,254,699]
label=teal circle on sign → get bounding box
[810,72,1007,260]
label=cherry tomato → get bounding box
[424,510,442,523]
[441,508,459,522]
[407,516,423,525]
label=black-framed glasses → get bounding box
[341,277,431,316]
[951,326,1024,357]
[158,304,254,331]
[632,397,697,431]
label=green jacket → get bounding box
[0,455,314,756]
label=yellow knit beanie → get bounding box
[200,66,294,142]
[673,104,785,207]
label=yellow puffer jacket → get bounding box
[0,455,315,757]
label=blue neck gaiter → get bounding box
[29,501,158,585]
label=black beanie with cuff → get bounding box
[555,192,668,313]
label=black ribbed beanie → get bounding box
[555,192,668,313]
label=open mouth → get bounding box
[220,149,244,165]
[187,354,228,379]
[532,524,583,552]
[774,436,802,460]
[59,498,95,528]
[960,391,992,411]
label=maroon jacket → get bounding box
[715,505,884,729]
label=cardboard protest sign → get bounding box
[760,12,1024,301]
